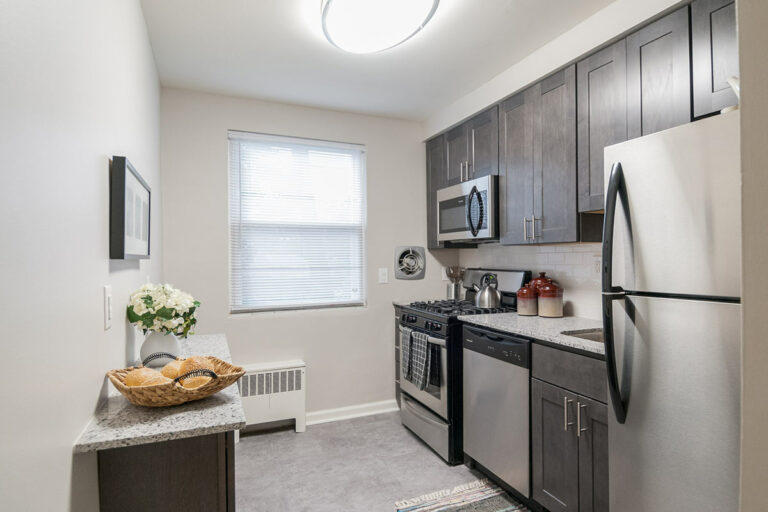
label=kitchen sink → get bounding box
[560,329,604,343]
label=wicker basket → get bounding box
[107,356,245,407]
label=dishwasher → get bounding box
[463,324,530,498]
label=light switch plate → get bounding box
[103,285,112,330]
[378,267,388,284]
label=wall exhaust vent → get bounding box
[394,246,426,280]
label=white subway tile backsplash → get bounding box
[459,243,602,319]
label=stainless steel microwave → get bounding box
[436,175,497,242]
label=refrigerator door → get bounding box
[607,295,741,512]
[603,112,741,298]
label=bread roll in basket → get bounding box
[107,353,245,407]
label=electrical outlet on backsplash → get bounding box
[458,243,602,319]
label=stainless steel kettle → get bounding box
[472,273,502,308]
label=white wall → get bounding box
[0,1,160,510]
[738,0,768,509]
[160,88,456,417]
[459,244,602,319]
[424,0,683,137]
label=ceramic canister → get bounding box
[538,281,564,318]
[528,272,552,293]
[516,285,538,316]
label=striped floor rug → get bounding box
[395,479,528,512]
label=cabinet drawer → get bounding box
[532,344,606,403]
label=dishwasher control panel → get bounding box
[462,325,530,368]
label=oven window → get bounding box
[439,196,468,233]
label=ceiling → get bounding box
[140,0,615,120]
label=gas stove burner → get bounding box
[408,300,514,317]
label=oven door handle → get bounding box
[426,336,446,348]
[402,395,446,428]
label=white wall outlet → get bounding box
[593,257,602,276]
[378,267,388,284]
[103,285,113,330]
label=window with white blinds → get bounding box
[228,131,366,312]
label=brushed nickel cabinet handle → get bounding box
[532,216,541,240]
[523,217,529,241]
[577,402,588,437]
[563,397,574,431]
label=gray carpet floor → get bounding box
[235,411,483,511]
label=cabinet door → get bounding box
[499,88,535,245]
[532,378,580,512]
[468,106,499,179]
[577,39,627,213]
[692,0,738,118]
[627,6,691,139]
[426,136,445,249]
[445,124,468,186]
[577,395,609,512]
[533,66,578,244]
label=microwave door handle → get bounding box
[466,186,476,236]
[466,186,482,237]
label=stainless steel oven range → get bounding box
[394,269,530,464]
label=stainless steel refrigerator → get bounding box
[602,111,741,512]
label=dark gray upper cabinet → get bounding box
[577,394,609,512]
[499,90,535,245]
[444,107,499,186]
[467,106,499,179]
[577,39,628,213]
[532,378,580,512]
[499,67,577,245]
[445,124,468,187]
[692,0,739,118]
[426,135,445,249]
[533,67,578,244]
[627,6,691,139]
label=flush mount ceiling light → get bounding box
[321,0,439,54]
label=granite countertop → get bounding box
[458,313,604,356]
[74,334,246,453]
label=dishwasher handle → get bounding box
[463,326,530,369]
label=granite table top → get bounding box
[74,334,246,453]
[458,312,605,356]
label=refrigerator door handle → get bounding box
[603,162,629,424]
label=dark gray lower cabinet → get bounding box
[98,431,235,512]
[532,378,580,512]
[692,0,739,118]
[578,395,609,512]
[532,378,608,512]
[627,6,691,139]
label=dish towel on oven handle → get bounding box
[400,326,412,381]
[410,330,431,391]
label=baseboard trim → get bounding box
[306,399,400,426]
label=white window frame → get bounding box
[228,130,367,313]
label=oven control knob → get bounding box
[424,321,433,330]
[400,314,407,322]
[431,322,442,331]
[407,315,417,323]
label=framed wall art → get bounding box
[110,156,151,259]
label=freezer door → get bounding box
[603,112,741,298]
[607,295,740,512]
